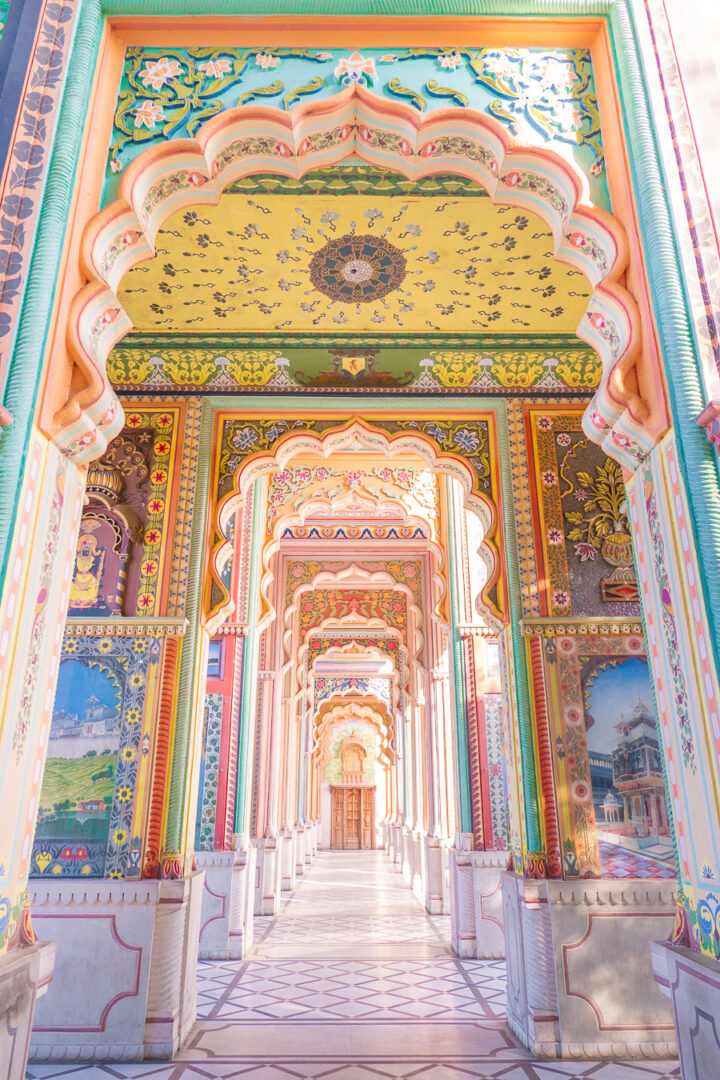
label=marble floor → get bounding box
[26,849,681,1080]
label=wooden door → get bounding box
[330,786,375,849]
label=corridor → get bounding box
[26,851,681,1080]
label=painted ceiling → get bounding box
[118,188,591,335]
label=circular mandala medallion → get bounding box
[309,233,407,303]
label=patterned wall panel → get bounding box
[30,633,161,880]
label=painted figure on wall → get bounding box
[69,528,107,610]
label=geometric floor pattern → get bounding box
[26,849,681,1080]
[598,840,677,879]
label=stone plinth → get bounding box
[471,850,507,958]
[502,872,677,1059]
[651,939,720,1079]
[0,942,55,1080]
[197,847,256,960]
[29,872,204,1062]
[253,836,282,915]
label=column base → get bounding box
[28,872,204,1062]
[470,850,507,958]
[502,872,677,1059]
[253,837,282,916]
[281,828,297,893]
[651,940,720,1079]
[197,847,256,960]
[0,942,55,1080]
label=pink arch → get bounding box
[62,83,647,466]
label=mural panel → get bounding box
[31,635,161,880]
[526,405,640,618]
[104,48,609,208]
[541,631,674,880]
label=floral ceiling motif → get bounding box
[309,233,407,304]
[117,189,591,335]
[105,46,608,209]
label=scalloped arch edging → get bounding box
[63,83,651,468]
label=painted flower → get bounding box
[590,161,604,177]
[112,828,128,846]
[334,51,376,86]
[574,488,588,502]
[275,469,292,484]
[542,470,557,486]
[60,847,73,860]
[482,52,514,79]
[256,53,279,69]
[151,469,167,484]
[570,780,591,803]
[130,673,144,688]
[547,528,564,545]
[64,639,78,653]
[232,426,258,451]
[142,560,158,577]
[122,747,136,762]
[565,705,582,725]
[505,171,523,187]
[316,52,333,61]
[133,639,147,653]
[149,498,164,513]
[98,639,112,653]
[126,709,141,725]
[154,440,170,456]
[454,427,480,453]
[536,416,553,431]
[117,786,133,803]
[133,100,165,130]
[110,159,122,174]
[108,870,124,880]
[198,57,232,79]
[702,863,715,880]
[556,433,572,447]
[553,589,570,608]
[588,311,606,331]
[120,230,137,247]
[438,52,463,70]
[574,542,596,562]
[315,467,330,481]
[145,529,161,545]
[140,57,183,90]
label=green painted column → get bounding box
[0,0,102,574]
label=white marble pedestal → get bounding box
[502,872,678,1059]
[197,846,256,960]
[0,941,55,1080]
[652,939,720,1079]
[450,844,507,958]
[28,871,204,1061]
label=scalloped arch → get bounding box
[209,417,503,630]
[63,83,650,467]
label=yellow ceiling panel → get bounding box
[118,191,591,334]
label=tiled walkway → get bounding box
[26,850,681,1079]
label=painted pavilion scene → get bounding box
[1,2,720,1079]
